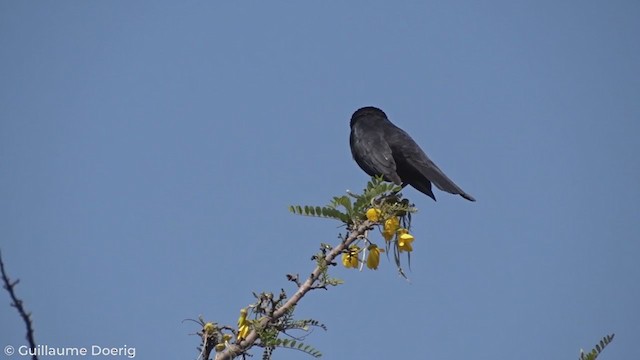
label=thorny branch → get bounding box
[212,221,372,360]
[0,249,38,360]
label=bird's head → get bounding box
[350,106,388,128]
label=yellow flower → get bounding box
[237,308,250,340]
[203,322,215,335]
[383,217,400,241]
[366,244,384,270]
[216,333,233,351]
[397,229,414,252]
[366,208,381,222]
[237,308,248,327]
[341,245,360,269]
[238,323,250,341]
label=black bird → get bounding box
[349,106,475,202]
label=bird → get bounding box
[349,106,475,202]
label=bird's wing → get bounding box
[389,127,475,200]
[350,125,402,185]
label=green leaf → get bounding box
[579,334,614,360]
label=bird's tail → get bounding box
[460,192,476,202]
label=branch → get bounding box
[0,249,38,360]
[214,221,372,360]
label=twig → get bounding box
[286,274,301,287]
[0,249,38,360]
[214,221,372,360]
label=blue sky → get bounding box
[1,1,639,359]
